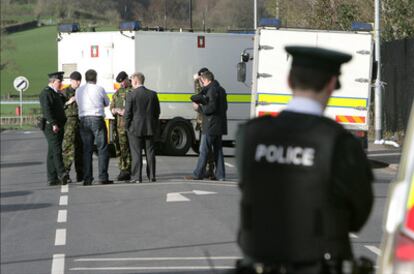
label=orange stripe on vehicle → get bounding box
[113,83,121,90]
[258,111,279,117]
[335,116,366,124]
[60,84,70,90]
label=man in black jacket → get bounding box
[39,71,69,185]
[186,70,228,181]
[124,72,160,183]
[235,46,373,273]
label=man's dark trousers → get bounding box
[128,134,156,181]
[79,116,109,182]
[193,134,225,180]
[43,124,66,181]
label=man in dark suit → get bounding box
[39,71,70,185]
[124,72,160,183]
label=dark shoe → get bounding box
[184,175,202,180]
[76,175,84,182]
[48,180,61,186]
[208,176,217,181]
[83,181,92,186]
[117,171,131,181]
[59,173,70,185]
[150,178,156,182]
[99,180,114,185]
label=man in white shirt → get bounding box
[76,69,112,185]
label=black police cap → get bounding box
[48,71,64,81]
[69,71,82,81]
[285,46,352,75]
[116,71,128,83]
[198,67,209,76]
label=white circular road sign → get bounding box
[13,76,30,92]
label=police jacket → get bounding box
[236,111,373,264]
[199,80,228,136]
[39,86,67,127]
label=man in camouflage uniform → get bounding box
[61,71,83,182]
[193,67,215,179]
[110,71,132,181]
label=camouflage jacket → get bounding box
[61,86,79,117]
[110,87,130,111]
[194,80,203,127]
[110,87,130,128]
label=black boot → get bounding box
[117,170,131,181]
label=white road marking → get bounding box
[79,180,238,187]
[225,162,235,168]
[75,256,241,261]
[349,233,358,238]
[59,195,68,206]
[365,245,381,255]
[57,210,67,223]
[192,190,217,195]
[166,193,190,202]
[61,184,68,193]
[368,152,401,157]
[51,254,65,274]
[55,229,66,246]
[70,266,234,271]
[166,190,217,202]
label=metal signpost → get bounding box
[374,0,383,142]
[13,76,29,127]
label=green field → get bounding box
[1,26,58,99]
[1,24,120,100]
[0,104,41,116]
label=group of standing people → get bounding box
[38,47,374,273]
[39,69,160,185]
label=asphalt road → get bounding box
[0,129,402,274]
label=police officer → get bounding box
[39,71,69,185]
[235,46,374,273]
[61,71,83,182]
[110,71,132,181]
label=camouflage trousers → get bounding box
[115,127,131,172]
[62,116,83,178]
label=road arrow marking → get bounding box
[166,190,217,202]
[167,193,190,202]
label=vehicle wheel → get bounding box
[164,121,193,156]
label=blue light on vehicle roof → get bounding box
[351,22,373,32]
[58,23,80,33]
[259,18,282,28]
[119,21,141,31]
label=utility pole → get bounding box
[164,0,167,29]
[189,0,193,30]
[275,0,279,18]
[254,0,257,29]
[374,0,382,142]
